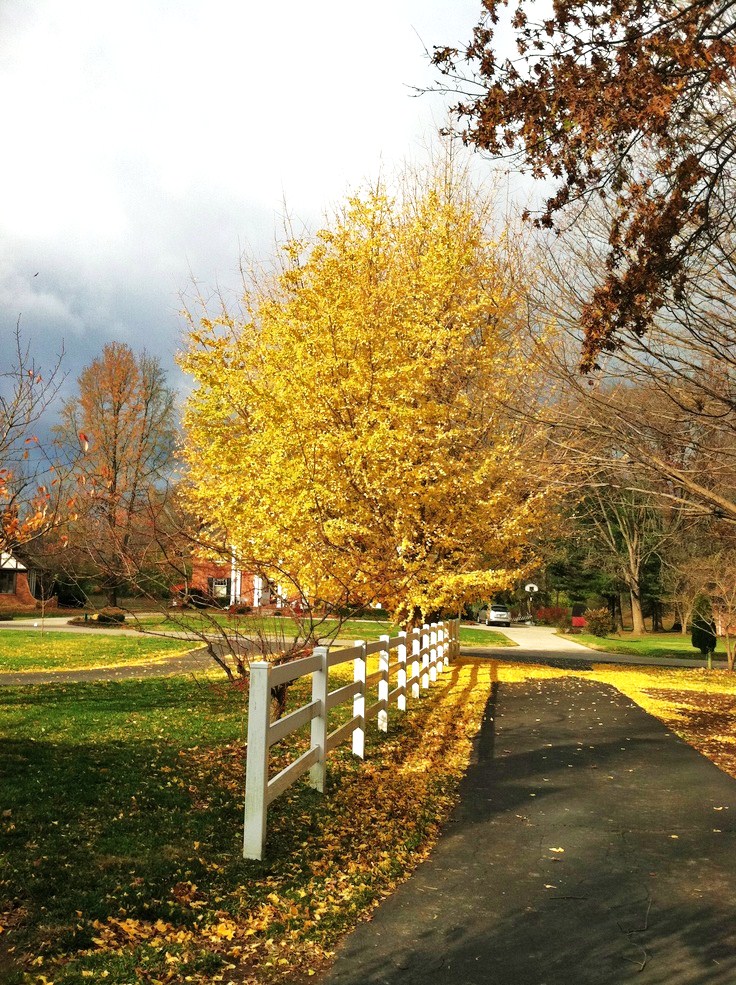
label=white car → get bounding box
[484,604,511,627]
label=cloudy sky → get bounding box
[0,0,495,405]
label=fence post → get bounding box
[378,633,390,732]
[429,623,438,683]
[309,646,329,793]
[352,640,366,758]
[397,630,407,711]
[421,624,430,690]
[411,629,421,699]
[243,661,271,860]
[437,622,445,674]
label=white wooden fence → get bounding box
[243,619,460,859]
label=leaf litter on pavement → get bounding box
[3,659,736,984]
[0,662,493,985]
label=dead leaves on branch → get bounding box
[434,0,736,364]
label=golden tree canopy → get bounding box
[180,172,558,623]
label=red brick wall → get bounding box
[0,572,37,610]
[190,561,257,605]
[190,560,230,593]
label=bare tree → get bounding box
[525,206,736,525]
[0,324,66,553]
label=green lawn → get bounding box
[135,613,399,640]
[0,631,194,672]
[564,631,724,660]
[0,619,512,678]
[457,626,516,646]
[138,613,513,647]
[0,676,256,982]
[0,658,487,984]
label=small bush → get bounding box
[692,616,717,655]
[228,604,252,616]
[534,605,568,626]
[556,612,573,632]
[333,606,391,619]
[584,607,613,638]
[69,609,126,627]
[0,612,15,621]
[183,588,218,609]
[97,608,126,624]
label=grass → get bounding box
[137,612,513,647]
[0,617,508,678]
[457,625,516,646]
[135,613,394,639]
[563,630,724,661]
[0,659,494,984]
[3,653,736,984]
[0,631,195,673]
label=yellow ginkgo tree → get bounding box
[179,165,560,625]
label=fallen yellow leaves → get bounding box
[24,656,734,985]
[580,665,736,781]
[40,661,494,985]
[495,660,736,786]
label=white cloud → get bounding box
[0,0,486,385]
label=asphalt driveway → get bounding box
[320,674,736,985]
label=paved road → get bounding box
[0,621,717,686]
[321,674,736,985]
[464,624,721,669]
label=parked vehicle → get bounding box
[479,604,512,627]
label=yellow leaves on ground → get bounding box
[21,659,736,985]
[77,661,494,984]
[498,660,736,783]
[211,920,237,941]
[495,663,570,685]
[587,665,736,780]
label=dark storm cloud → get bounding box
[0,185,278,412]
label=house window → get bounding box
[0,571,17,594]
[208,577,231,600]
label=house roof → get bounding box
[0,552,27,571]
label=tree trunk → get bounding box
[630,587,646,635]
[652,599,664,632]
[615,595,624,632]
[682,601,694,636]
[674,602,686,635]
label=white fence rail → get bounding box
[243,618,460,859]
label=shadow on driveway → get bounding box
[321,675,736,985]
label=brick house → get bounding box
[188,558,287,609]
[0,552,39,611]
